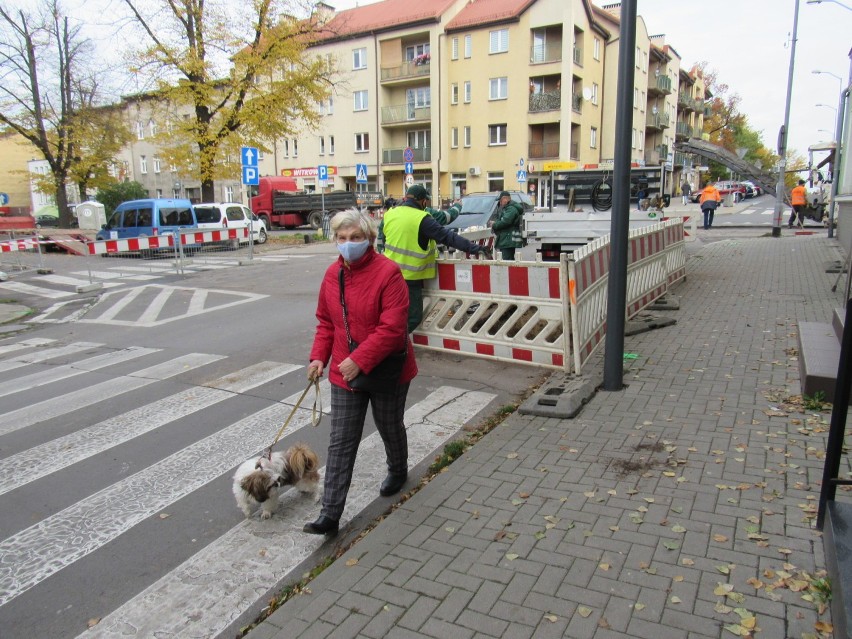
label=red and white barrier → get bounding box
[178,228,247,245]
[0,238,44,252]
[415,255,571,371]
[87,235,175,255]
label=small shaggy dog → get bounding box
[233,443,320,519]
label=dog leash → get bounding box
[258,377,322,465]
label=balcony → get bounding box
[648,74,672,96]
[529,89,561,113]
[675,122,693,139]
[380,58,431,85]
[695,98,705,112]
[530,42,561,64]
[382,146,431,164]
[677,94,696,112]
[528,141,559,159]
[673,151,688,167]
[657,144,668,160]
[645,112,670,130]
[571,93,582,113]
[381,103,431,126]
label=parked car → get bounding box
[446,191,535,232]
[193,203,268,247]
[35,215,59,228]
[742,181,761,197]
[713,181,747,203]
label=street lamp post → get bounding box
[772,0,801,238]
[812,69,847,237]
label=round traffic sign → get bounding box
[405,174,414,187]
[403,147,414,163]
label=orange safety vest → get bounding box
[791,185,807,206]
[699,186,721,205]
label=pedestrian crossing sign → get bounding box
[356,163,368,184]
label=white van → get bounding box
[193,203,268,247]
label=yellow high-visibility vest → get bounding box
[382,204,436,281]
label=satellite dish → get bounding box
[582,87,593,101]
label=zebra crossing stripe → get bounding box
[0,346,160,404]
[76,387,495,638]
[0,382,327,607]
[0,338,55,356]
[0,361,304,497]
[0,280,76,299]
[0,352,223,439]
[40,274,122,289]
[71,270,161,281]
[0,341,102,374]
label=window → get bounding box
[487,172,504,192]
[451,37,458,60]
[410,87,431,108]
[149,119,157,137]
[464,126,471,147]
[633,88,638,109]
[225,185,234,201]
[282,140,289,157]
[329,135,335,155]
[593,37,601,61]
[640,91,646,111]
[464,34,472,58]
[636,46,641,69]
[631,128,637,149]
[293,139,298,157]
[405,43,430,61]
[136,121,144,140]
[489,77,508,100]
[355,132,369,152]
[590,127,598,148]
[354,90,368,111]
[489,29,508,54]
[156,189,163,198]
[153,156,161,173]
[327,96,334,114]
[353,47,367,70]
[464,81,471,103]
[319,136,325,155]
[591,83,598,105]
[407,130,430,149]
[451,83,459,105]
[451,127,458,148]
[140,155,148,174]
[488,124,507,145]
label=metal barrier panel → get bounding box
[414,252,571,371]
[569,220,681,373]
[0,230,45,276]
[661,214,696,242]
[176,227,255,270]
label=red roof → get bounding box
[315,0,459,40]
[445,0,535,31]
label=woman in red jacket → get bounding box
[304,209,417,536]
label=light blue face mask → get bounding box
[337,239,370,262]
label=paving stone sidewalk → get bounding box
[249,231,847,639]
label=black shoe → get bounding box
[380,472,407,497]
[303,515,339,536]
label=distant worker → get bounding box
[699,183,722,230]
[381,184,486,333]
[491,191,525,261]
[681,180,692,205]
[789,179,807,229]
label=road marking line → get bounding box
[92,286,146,321]
[136,286,173,324]
[0,361,304,497]
[40,274,122,289]
[0,346,160,403]
[0,338,55,356]
[0,280,75,299]
[76,387,495,639]
[0,341,102,374]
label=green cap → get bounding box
[406,184,431,200]
[499,191,511,198]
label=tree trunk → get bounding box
[54,176,72,228]
[201,179,215,203]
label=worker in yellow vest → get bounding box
[381,184,486,332]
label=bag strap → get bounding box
[339,267,355,349]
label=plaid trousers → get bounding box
[320,382,410,521]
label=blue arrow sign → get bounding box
[404,162,414,175]
[356,164,368,184]
[241,147,258,166]
[0,193,8,206]
[242,166,259,185]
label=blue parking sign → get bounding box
[318,165,328,181]
[242,166,259,185]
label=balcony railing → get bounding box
[673,151,688,166]
[675,121,693,138]
[381,104,431,125]
[573,46,582,65]
[677,94,695,112]
[695,98,705,112]
[382,146,431,164]
[528,141,559,159]
[646,112,670,130]
[656,144,669,160]
[530,42,561,64]
[380,59,431,83]
[529,89,561,113]
[648,75,672,95]
[571,93,582,113]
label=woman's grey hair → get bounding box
[330,208,377,241]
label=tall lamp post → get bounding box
[772,0,801,238]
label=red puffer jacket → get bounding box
[310,247,417,390]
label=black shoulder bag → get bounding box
[339,268,407,393]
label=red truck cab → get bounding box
[249,176,298,228]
